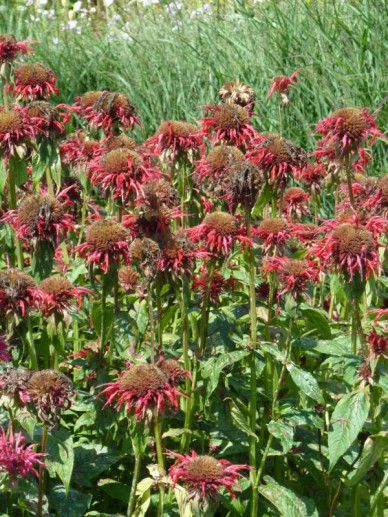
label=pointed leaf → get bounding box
[258,476,319,516]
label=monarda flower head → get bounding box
[72,90,140,133]
[195,145,244,182]
[311,222,379,280]
[363,174,388,217]
[221,157,262,211]
[247,132,306,187]
[297,162,327,192]
[39,275,91,316]
[100,363,184,420]
[26,369,74,428]
[158,358,190,383]
[26,100,64,137]
[0,105,37,158]
[290,223,321,243]
[267,69,301,103]
[252,217,290,253]
[102,134,138,153]
[10,63,59,100]
[89,148,159,203]
[77,219,130,273]
[145,120,203,158]
[280,186,310,221]
[368,329,387,357]
[219,80,256,110]
[263,256,319,299]
[193,269,235,305]
[2,191,74,245]
[129,237,161,279]
[59,130,100,167]
[168,451,248,501]
[0,269,41,316]
[0,367,32,405]
[119,265,140,293]
[315,107,381,158]
[201,104,256,147]
[159,229,203,276]
[0,425,45,480]
[0,34,35,63]
[189,211,250,256]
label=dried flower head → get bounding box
[252,217,290,253]
[247,132,306,187]
[0,34,35,63]
[196,145,244,183]
[219,80,255,109]
[119,266,139,292]
[102,134,138,153]
[0,269,40,316]
[26,100,64,137]
[357,360,373,384]
[78,219,130,272]
[100,363,183,420]
[2,191,74,245]
[263,256,319,298]
[169,451,248,501]
[0,425,45,479]
[158,358,189,383]
[10,63,59,100]
[159,229,202,276]
[267,69,301,103]
[130,237,161,278]
[0,367,32,404]
[201,104,256,147]
[315,107,381,158]
[0,105,37,157]
[146,120,203,158]
[27,369,74,427]
[280,187,310,221]
[0,336,11,362]
[89,148,159,202]
[39,275,91,316]
[222,158,262,210]
[193,269,234,304]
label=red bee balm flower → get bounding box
[267,69,301,102]
[39,275,91,316]
[2,191,74,245]
[280,187,310,221]
[297,162,327,192]
[247,132,306,187]
[71,90,140,133]
[168,451,248,500]
[189,212,250,256]
[252,217,290,253]
[315,107,381,158]
[89,148,160,203]
[26,100,64,137]
[159,230,203,276]
[368,330,387,357]
[201,104,256,147]
[10,63,59,100]
[0,269,41,316]
[145,120,203,158]
[78,219,130,272]
[100,363,184,420]
[0,34,35,63]
[59,130,100,167]
[195,145,244,182]
[0,426,45,479]
[311,222,379,280]
[0,105,37,157]
[263,256,319,298]
[193,269,235,304]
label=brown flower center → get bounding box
[104,135,137,152]
[203,211,238,234]
[0,269,35,297]
[184,456,224,483]
[283,259,308,276]
[258,218,286,234]
[156,120,198,137]
[16,63,52,86]
[17,194,65,227]
[0,110,23,133]
[86,220,128,251]
[102,148,142,174]
[332,108,367,137]
[213,104,250,129]
[333,223,375,255]
[119,364,167,396]
[79,91,103,108]
[39,276,74,296]
[27,369,73,400]
[159,359,185,380]
[130,237,161,262]
[206,145,244,171]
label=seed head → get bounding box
[39,276,73,297]
[213,104,250,129]
[79,91,103,108]
[156,120,198,138]
[206,145,244,172]
[103,134,137,152]
[85,220,128,252]
[219,80,255,108]
[333,224,375,255]
[203,211,238,234]
[119,364,167,396]
[159,359,187,382]
[0,109,23,134]
[0,367,32,404]
[119,266,139,292]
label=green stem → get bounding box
[77,176,90,246]
[344,155,355,209]
[45,166,54,195]
[100,271,110,355]
[153,410,165,517]
[37,426,48,517]
[127,451,141,517]
[148,287,156,363]
[370,471,388,515]
[26,318,38,369]
[156,274,163,352]
[351,299,359,355]
[8,160,24,269]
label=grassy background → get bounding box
[1,0,387,169]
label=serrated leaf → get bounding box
[45,430,74,494]
[346,432,387,486]
[328,390,370,470]
[72,444,121,486]
[299,305,331,339]
[49,485,92,517]
[286,363,324,403]
[314,336,353,356]
[97,478,130,503]
[258,476,319,516]
[202,350,249,399]
[267,420,294,453]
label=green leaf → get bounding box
[314,336,353,356]
[346,432,387,486]
[286,363,324,404]
[299,305,331,339]
[31,240,55,280]
[49,486,92,517]
[257,476,319,516]
[97,478,130,503]
[91,301,114,344]
[0,159,6,194]
[328,390,370,470]
[202,350,249,399]
[230,401,257,440]
[72,443,121,487]
[9,154,27,187]
[251,182,273,218]
[45,429,74,494]
[267,420,294,453]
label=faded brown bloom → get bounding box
[219,80,255,109]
